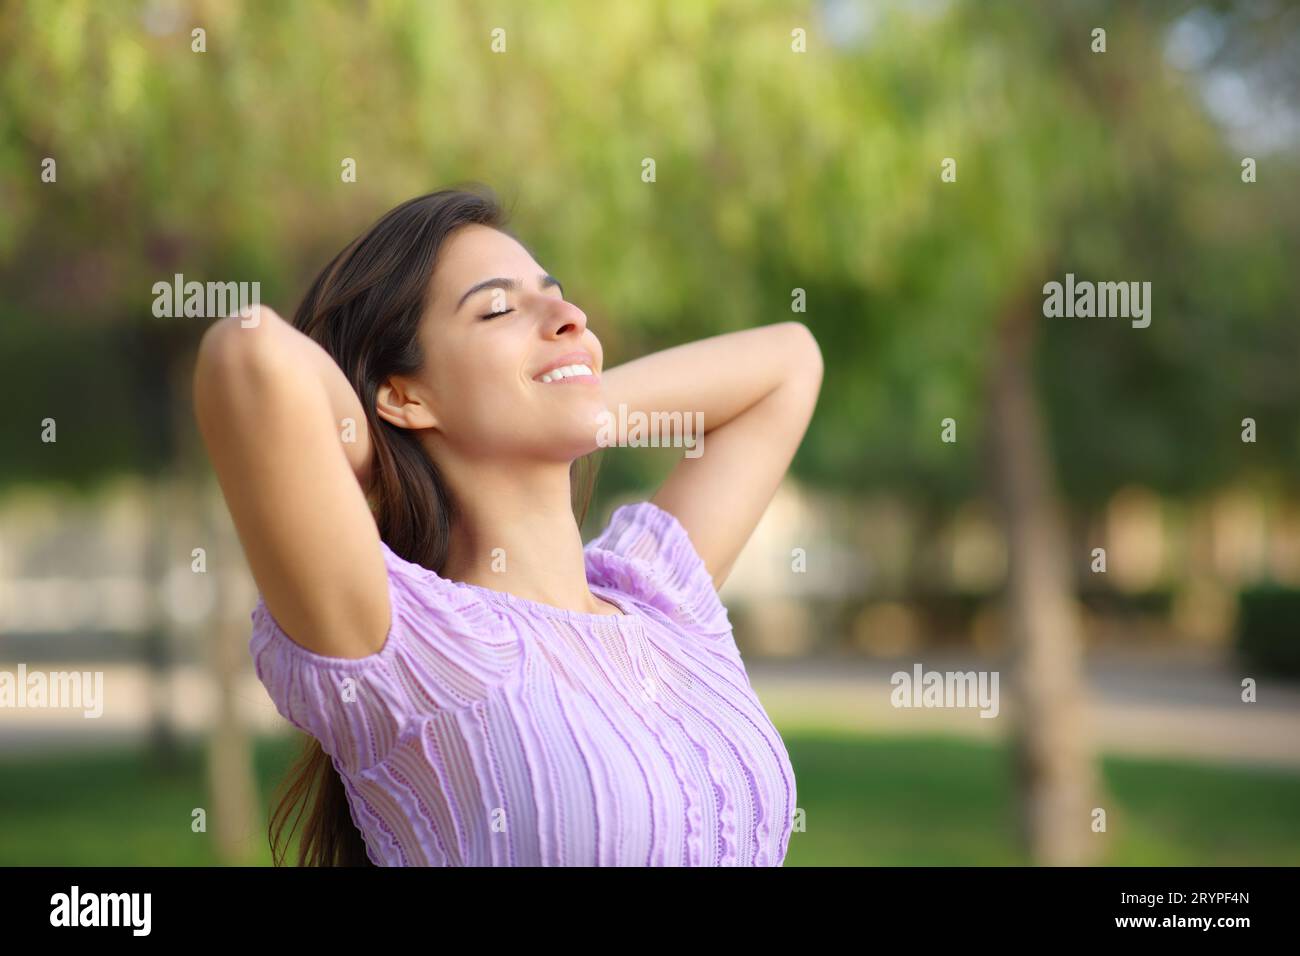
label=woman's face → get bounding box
[406,223,608,463]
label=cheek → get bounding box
[436,361,526,434]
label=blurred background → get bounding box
[2,0,1299,866]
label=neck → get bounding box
[436,451,609,614]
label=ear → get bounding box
[375,375,439,430]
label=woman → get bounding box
[192,185,823,866]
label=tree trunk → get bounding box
[171,348,260,864]
[144,472,180,770]
[205,518,261,866]
[986,291,1103,866]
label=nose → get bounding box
[542,297,588,338]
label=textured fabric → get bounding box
[249,500,797,866]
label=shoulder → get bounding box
[585,499,732,637]
[248,539,512,775]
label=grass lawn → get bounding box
[1,730,1297,865]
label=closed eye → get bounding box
[480,309,515,320]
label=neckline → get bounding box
[378,539,634,623]
[450,580,633,622]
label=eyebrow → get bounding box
[456,274,564,312]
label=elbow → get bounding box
[778,321,823,387]
[195,306,285,380]
[192,307,288,421]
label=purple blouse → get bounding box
[249,500,797,866]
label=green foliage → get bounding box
[1,0,1296,504]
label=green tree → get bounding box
[2,0,1296,864]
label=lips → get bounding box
[532,351,598,383]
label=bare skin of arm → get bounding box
[196,306,820,655]
[192,305,389,659]
[599,321,824,590]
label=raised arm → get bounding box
[192,305,390,658]
[599,321,823,590]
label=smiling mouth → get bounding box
[534,363,598,384]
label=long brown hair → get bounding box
[266,185,600,866]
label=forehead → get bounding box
[432,225,537,298]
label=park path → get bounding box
[1,645,1297,770]
[749,645,1300,770]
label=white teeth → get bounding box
[539,364,594,383]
